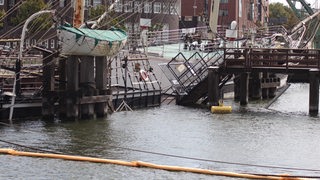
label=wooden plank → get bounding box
[80,95,112,104]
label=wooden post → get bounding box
[233,75,240,101]
[240,72,249,106]
[58,58,67,118]
[42,51,55,120]
[250,72,262,100]
[268,74,277,98]
[80,56,95,119]
[262,72,269,99]
[309,69,319,116]
[95,56,109,117]
[66,56,79,120]
[207,66,220,107]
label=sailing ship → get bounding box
[0,0,163,120]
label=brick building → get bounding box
[180,0,269,36]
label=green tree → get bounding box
[269,2,299,29]
[87,5,125,30]
[11,0,52,32]
[88,5,107,20]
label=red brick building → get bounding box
[180,0,269,37]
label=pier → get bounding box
[0,48,162,120]
[208,48,320,116]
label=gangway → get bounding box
[159,49,233,106]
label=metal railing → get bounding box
[163,49,224,95]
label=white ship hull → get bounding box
[57,25,127,57]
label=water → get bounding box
[1,84,320,179]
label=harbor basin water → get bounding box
[0,83,320,179]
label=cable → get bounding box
[1,121,320,174]
[0,138,63,154]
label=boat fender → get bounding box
[139,69,149,81]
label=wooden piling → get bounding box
[233,75,240,101]
[207,66,220,107]
[262,72,269,99]
[58,58,67,118]
[79,56,95,119]
[268,74,277,98]
[250,72,262,100]
[95,56,110,117]
[240,72,249,106]
[42,51,55,120]
[309,69,319,116]
[65,56,80,120]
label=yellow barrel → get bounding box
[211,105,232,114]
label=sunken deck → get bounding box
[0,51,162,121]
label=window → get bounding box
[239,0,242,17]
[50,39,55,49]
[248,3,254,20]
[144,2,152,13]
[154,2,161,14]
[0,0,4,5]
[162,3,169,14]
[220,0,228,3]
[93,0,101,7]
[125,22,133,34]
[219,10,228,16]
[134,23,140,34]
[59,0,65,7]
[32,39,37,45]
[124,1,133,13]
[134,2,142,13]
[170,4,176,15]
[43,40,48,48]
[85,0,91,8]
[26,39,30,48]
[9,0,15,7]
[13,42,17,49]
[114,1,122,12]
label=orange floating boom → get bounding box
[0,148,311,180]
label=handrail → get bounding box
[222,48,320,70]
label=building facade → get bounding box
[111,0,180,34]
[0,0,181,49]
[180,0,269,37]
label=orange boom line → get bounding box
[0,148,311,180]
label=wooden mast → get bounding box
[208,0,220,40]
[73,0,85,28]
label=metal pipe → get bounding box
[9,10,55,121]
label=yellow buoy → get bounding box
[211,105,232,113]
[211,100,232,113]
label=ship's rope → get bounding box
[0,0,25,23]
